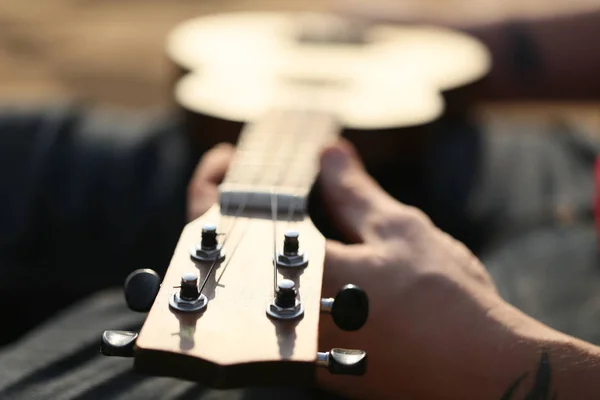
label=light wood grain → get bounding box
[135,204,327,387]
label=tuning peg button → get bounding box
[100,330,138,357]
[190,224,226,263]
[276,231,308,268]
[266,279,304,320]
[170,271,208,313]
[317,349,367,376]
[124,269,161,312]
[200,224,218,250]
[321,284,369,331]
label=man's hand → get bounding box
[316,140,506,398]
[188,141,600,399]
[187,143,235,221]
[316,140,600,399]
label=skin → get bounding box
[188,141,600,399]
[334,1,600,100]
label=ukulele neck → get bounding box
[219,109,340,218]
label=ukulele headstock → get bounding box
[102,111,369,388]
[101,161,369,387]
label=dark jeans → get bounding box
[0,104,598,399]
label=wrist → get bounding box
[466,301,600,399]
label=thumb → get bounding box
[318,140,394,243]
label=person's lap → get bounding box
[0,104,195,344]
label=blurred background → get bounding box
[1,0,599,107]
[2,0,600,355]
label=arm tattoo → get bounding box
[501,352,557,400]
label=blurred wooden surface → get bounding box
[0,0,327,106]
[1,0,600,108]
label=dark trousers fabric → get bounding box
[0,104,598,399]
[0,104,195,344]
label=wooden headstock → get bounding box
[134,205,331,387]
[100,110,369,388]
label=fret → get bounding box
[219,109,340,215]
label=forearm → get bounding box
[466,302,600,399]
[336,1,600,99]
[507,340,600,399]
[460,10,600,99]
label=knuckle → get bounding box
[403,205,433,227]
[366,246,396,269]
[408,269,456,296]
[369,204,432,239]
[469,264,497,290]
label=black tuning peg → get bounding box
[321,284,368,331]
[317,348,367,376]
[100,330,138,357]
[124,269,161,312]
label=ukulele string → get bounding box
[270,110,311,294]
[283,110,320,231]
[198,160,256,295]
[270,188,279,294]
[201,115,282,293]
[285,196,299,230]
[199,191,231,295]
[200,197,253,294]
[212,88,339,296]
[201,117,281,295]
[283,81,335,221]
[198,110,318,296]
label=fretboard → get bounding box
[219,109,340,217]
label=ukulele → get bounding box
[167,11,491,159]
[100,11,490,388]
